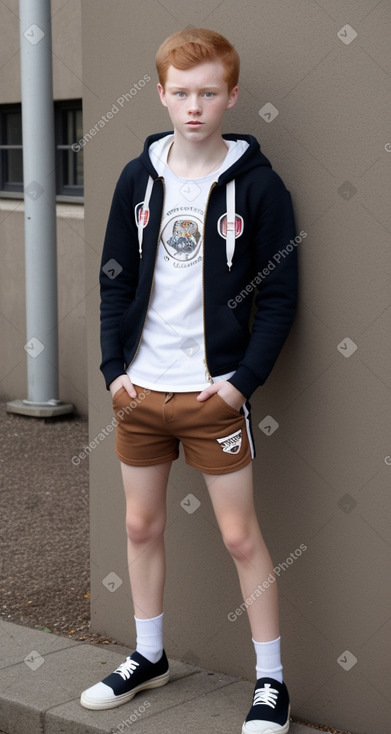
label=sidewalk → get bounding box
[0,619,323,734]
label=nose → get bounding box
[187,94,201,115]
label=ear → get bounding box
[157,83,168,107]
[226,85,239,110]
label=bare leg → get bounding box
[203,463,279,641]
[121,461,171,619]
[80,461,171,709]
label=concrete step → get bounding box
[0,619,325,734]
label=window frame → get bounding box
[55,99,84,201]
[0,104,24,194]
[0,100,84,202]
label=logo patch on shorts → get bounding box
[217,429,242,454]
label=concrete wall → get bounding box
[0,0,82,101]
[0,0,87,413]
[0,201,87,414]
[81,2,391,732]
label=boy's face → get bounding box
[157,60,238,143]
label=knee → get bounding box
[125,513,165,546]
[221,524,257,562]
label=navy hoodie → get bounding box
[100,132,298,399]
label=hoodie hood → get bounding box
[136,132,272,269]
[139,131,272,182]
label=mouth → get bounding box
[186,121,203,126]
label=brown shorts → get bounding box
[112,385,255,475]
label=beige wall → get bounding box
[0,201,88,414]
[81,2,391,732]
[0,0,87,412]
[0,0,82,102]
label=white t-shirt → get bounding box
[128,134,249,391]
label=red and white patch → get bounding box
[217,213,244,239]
[135,202,150,228]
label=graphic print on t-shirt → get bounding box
[161,209,203,263]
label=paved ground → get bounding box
[0,618,349,734]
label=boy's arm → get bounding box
[100,167,139,389]
[228,183,299,399]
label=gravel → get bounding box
[0,401,117,645]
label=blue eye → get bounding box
[204,92,214,98]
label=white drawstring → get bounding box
[138,176,154,258]
[225,179,236,270]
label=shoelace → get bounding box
[113,657,140,681]
[253,682,279,709]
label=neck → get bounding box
[167,133,228,178]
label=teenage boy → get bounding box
[81,28,298,734]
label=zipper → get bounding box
[202,182,217,385]
[127,177,165,369]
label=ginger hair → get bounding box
[156,28,240,91]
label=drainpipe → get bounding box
[7,0,73,417]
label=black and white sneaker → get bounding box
[80,650,169,710]
[242,677,290,733]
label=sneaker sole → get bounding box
[80,669,170,710]
[241,704,290,734]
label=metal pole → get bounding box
[7,0,73,417]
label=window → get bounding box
[55,100,83,198]
[0,105,23,193]
[0,100,83,200]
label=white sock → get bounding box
[134,612,164,664]
[253,636,283,683]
